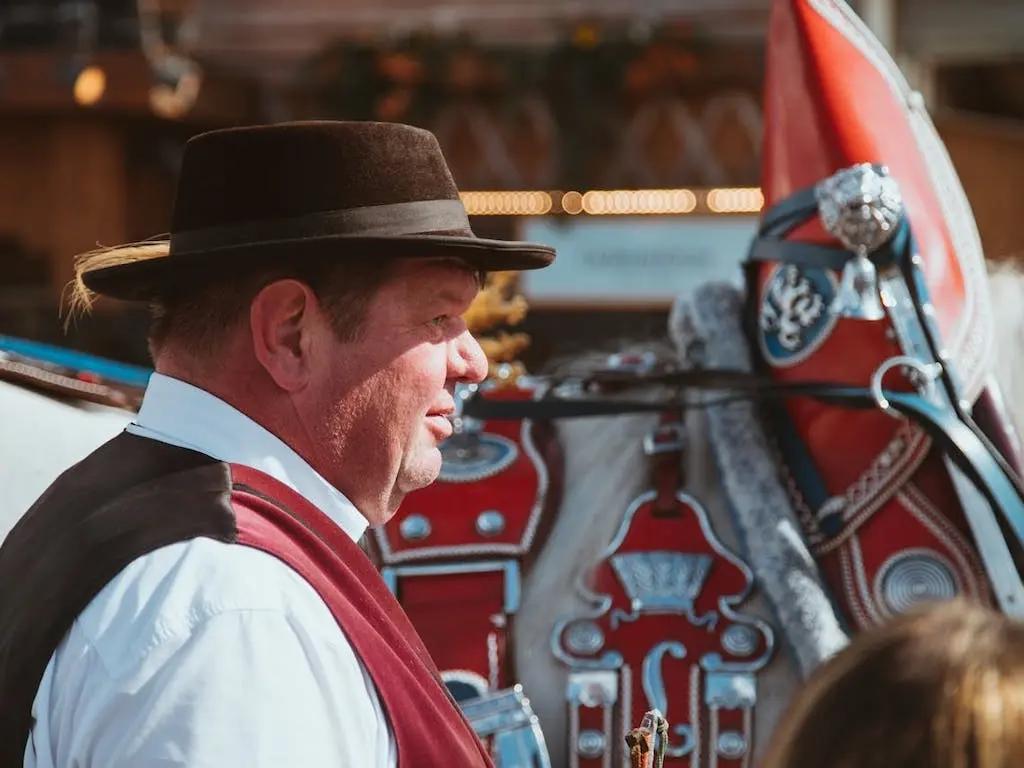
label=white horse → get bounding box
[2,260,1023,766]
[514,259,1024,765]
[983,259,1024,438]
[0,381,131,531]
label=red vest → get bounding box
[230,465,493,767]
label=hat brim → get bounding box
[80,233,556,302]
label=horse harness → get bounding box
[0,334,147,409]
[463,165,1024,626]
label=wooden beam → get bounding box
[936,110,1024,259]
[45,119,129,301]
[0,50,259,126]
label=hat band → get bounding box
[170,199,471,253]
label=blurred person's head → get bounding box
[762,598,1024,768]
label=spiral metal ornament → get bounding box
[721,625,758,657]
[876,551,958,614]
[564,620,605,655]
[577,730,606,759]
[717,731,748,759]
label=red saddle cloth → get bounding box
[748,0,1018,628]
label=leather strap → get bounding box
[463,381,1024,559]
[756,185,819,237]
[0,334,149,409]
[746,238,852,270]
[973,387,1024,479]
[461,371,879,419]
[823,389,1024,557]
[646,415,686,516]
[566,670,624,768]
[0,355,141,409]
[747,213,905,271]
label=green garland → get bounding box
[303,23,710,117]
[301,23,716,188]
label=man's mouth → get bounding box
[426,414,454,440]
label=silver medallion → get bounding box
[564,620,606,655]
[875,550,958,614]
[816,163,904,254]
[815,163,904,321]
[576,730,606,759]
[475,510,507,538]
[399,514,432,542]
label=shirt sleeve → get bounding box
[61,609,389,768]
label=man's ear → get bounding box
[249,279,318,392]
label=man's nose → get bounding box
[450,330,489,384]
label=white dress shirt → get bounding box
[26,373,398,768]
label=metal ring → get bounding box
[869,356,942,420]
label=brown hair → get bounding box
[762,599,1024,768]
[146,257,394,361]
[65,240,395,362]
[67,239,486,364]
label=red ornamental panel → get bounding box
[789,450,992,629]
[374,383,562,565]
[554,490,774,767]
[750,0,1005,628]
[390,564,516,694]
[760,0,990,380]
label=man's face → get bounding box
[308,259,488,524]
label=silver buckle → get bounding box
[869,356,942,420]
[461,685,552,768]
[606,351,658,374]
[643,422,687,455]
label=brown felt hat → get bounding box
[80,120,556,301]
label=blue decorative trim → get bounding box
[438,434,520,483]
[0,335,152,389]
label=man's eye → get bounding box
[429,315,449,327]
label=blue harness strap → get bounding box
[0,335,152,389]
[0,335,150,408]
[741,181,961,539]
[462,380,1024,575]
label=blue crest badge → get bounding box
[758,264,839,368]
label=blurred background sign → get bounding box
[519,215,755,307]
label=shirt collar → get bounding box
[125,372,368,542]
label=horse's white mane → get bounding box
[986,259,1024,435]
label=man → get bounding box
[0,121,555,766]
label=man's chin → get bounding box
[399,450,444,493]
